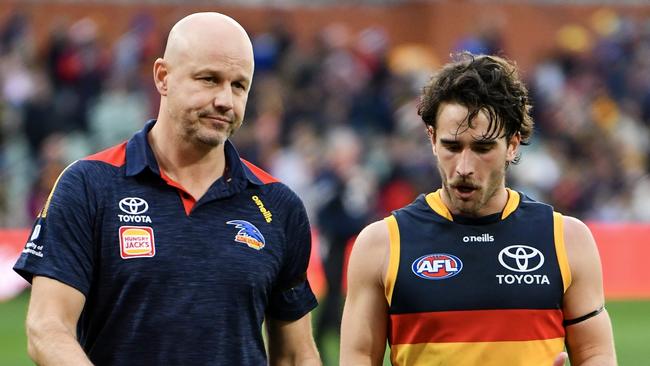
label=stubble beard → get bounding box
[184,113,236,148]
[439,165,505,217]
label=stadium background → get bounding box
[0,0,649,365]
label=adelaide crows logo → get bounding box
[226,220,266,250]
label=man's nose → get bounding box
[455,149,475,177]
[213,84,234,111]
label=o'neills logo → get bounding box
[252,195,272,223]
[462,234,494,243]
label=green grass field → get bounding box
[1,291,648,365]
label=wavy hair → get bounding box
[417,53,533,163]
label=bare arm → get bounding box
[266,313,320,366]
[340,221,390,366]
[26,276,91,366]
[562,216,616,366]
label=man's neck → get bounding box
[148,120,226,200]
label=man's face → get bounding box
[162,41,253,147]
[431,102,519,217]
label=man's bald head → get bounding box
[152,12,255,149]
[163,12,254,71]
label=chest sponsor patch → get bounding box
[496,244,550,285]
[226,220,266,250]
[119,226,155,259]
[412,253,463,280]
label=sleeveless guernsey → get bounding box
[384,189,571,366]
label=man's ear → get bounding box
[427,126,438,156]
[506,132,521,162]
[153,58,169,96]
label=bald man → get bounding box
[14,13,321,365]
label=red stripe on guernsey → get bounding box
[84,142,127,167]
[241,159,278,184]
[390,309,564,344]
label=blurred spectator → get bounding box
[88,74,148,149]
[26,135,67,220]
[454,14,506,55]
[51,18,108,132]
[314,127,375,348]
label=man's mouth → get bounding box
[201,115,231,124]
[451,183,478,198]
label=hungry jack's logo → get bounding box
[226,220,266,250]
[119,226,155,259]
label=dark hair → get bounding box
[417,53,533,162]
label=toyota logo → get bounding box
[119,197,149,215]
[498,245,544,273]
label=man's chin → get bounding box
[197,137,225,147]
[449,198,481,216]
[195,130,231,147]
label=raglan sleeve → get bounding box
[13,161,97,296]
[266,186,318,321]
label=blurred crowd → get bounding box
[2,9,648,229]
[1,7,650,359]
[1,11,650,223]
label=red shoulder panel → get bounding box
[84,141,127,167]
[241,159,279,184]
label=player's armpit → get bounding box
[561,216,617,366]
[26,276,91,365]
[266,313,321,366]
[340,220,391,366]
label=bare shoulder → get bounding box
[355,220,390,250]
[349,219,391,285]
[561,215,601,267]
[562,215,595,248]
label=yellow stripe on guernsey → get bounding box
[425,190,453,220]
[39,161,78,218]
[391,338,565,366]
[384,215,401,306]
[425,188,521,221]
[501,188,520,219]
[553,212,572,292]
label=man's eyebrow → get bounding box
[439,138,461,144]
[193,69,250,81]
[472,139,498,145]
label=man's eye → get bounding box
[473,145,494,153]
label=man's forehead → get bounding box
[437,130,503,143]
[165,13,254,69]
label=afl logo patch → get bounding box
[412,254,463,280]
